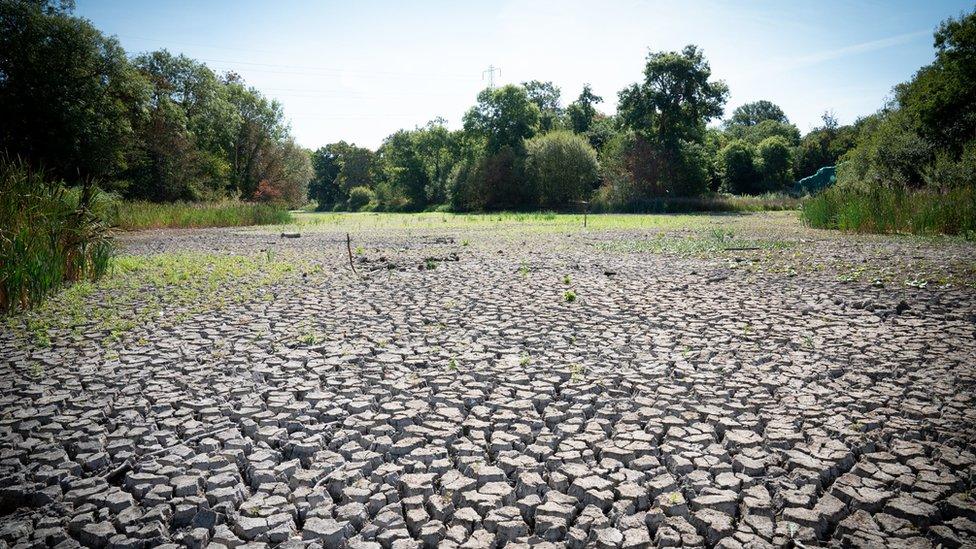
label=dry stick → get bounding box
[346,233,359,277]
[101,422,235,483]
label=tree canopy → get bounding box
[617,45,729,146]
[726,100,789,128]
[463,85,541,153]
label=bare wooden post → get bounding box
[576,200,590,228]
[346,233,358,276]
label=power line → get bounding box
[118,35,479,80]
[482,65,500,89]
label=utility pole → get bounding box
[482,65,500,89]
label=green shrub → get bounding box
[525,131,599,208]
[600,133,708,201]
[1,158,113,312]
[347,186,375,211]
[837,110,932,190]
[756,136,793,191]
[716,140,758,194]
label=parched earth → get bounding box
[2,214,976,548]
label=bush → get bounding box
[525,131,599,208]
[599,133,708,202]
[801,184,975,235]
[837,111,932,190]
[716,140,758,194]
[1,158,113,312]
[756,136,793,191]
[347,186,375,211]
[448,147,533,211]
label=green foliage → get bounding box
[347,186,375,211]
[837,110,932,190]
[896,8,976,153]
[309,144,343,208]
[0,1,148,181]
[0,4,311,206]
[1,158,113,312]
[378,130,429,210]
[794,113,857,179]
[756,136,793,191]
[567,84,603,135]
[589,191,799,213]
[605,45,727,203]
[600,132,710,202]
[563,290,577,302]
[522,80,563,133]
[617,45,729,147]
[113,201,292,230]
[726,119,800,147]
[525,131,600,208]
[411,119,461,205]
[716,140,758,194]
[802,185,976,235]
[449,144,533,211]
[726,100,789,128]
[223,76,289,198]
[463,85,540,153]
[922,144,976,190]
[803,9,976,236]
[336,145,376,195]
[125,50,237,201]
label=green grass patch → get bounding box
[114,201,293,230]
[802,186,976,236]
[595,228,792,256]
[5,251,307,348]
[287,210,800,234]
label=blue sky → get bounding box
[77,0,973,149]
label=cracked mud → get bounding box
[2,214,975,548]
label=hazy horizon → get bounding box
[77,0,973,149]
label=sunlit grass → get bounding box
[282,210,802,233]
[6,251,312,348]
[594,228,793,256]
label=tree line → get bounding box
[4,1,972,214]
[310,49,859,212]
[0,0,311,207]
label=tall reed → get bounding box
[114,201,293,230]
[0,158,113,312]
[801,185,976,236]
